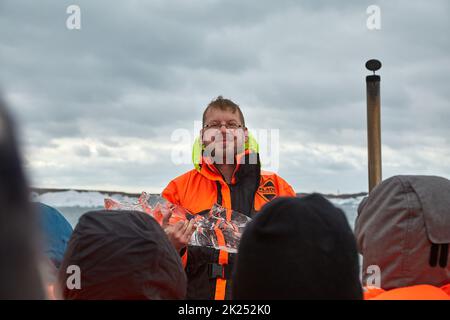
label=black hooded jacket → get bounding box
[58,210,187,299]
[233,194,363,300]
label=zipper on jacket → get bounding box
[215,181,223,206]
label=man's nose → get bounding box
[219,124,228,134]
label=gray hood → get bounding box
[355,175,450,289]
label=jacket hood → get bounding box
[355,175,450,290]
[233,195,363,299]
[58,210,187,300]
[36,202,73,269]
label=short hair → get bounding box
[202,96,245,127]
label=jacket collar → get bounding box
[191,132,260,184]
[198,149,258,184]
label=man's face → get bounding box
[201,108,248,164]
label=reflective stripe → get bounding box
[226,208,232,221]
[213,181,234,300]
[214,223,228,300]
[214,278,227,300]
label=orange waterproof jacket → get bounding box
[162,149,295,300]
[364,284,450,300]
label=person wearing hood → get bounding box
[36,203,73,269]
[233,195,363,300]
[355,175,450,300]
[57,209,187,300]
[162,96,296,300]
[0,99,45,299]
[35,202,73,299]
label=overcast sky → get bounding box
[1,0,449,194]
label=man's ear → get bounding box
[244,127,249,144]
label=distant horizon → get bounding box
[31,186,368,199]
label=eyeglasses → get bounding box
[203,122,244,130]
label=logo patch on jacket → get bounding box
[258,179,277,201]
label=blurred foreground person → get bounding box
[0,99,45,299]
[233,195,363,300]
[356,175,450,300]
[58,210,187,299]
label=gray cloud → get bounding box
[73,144,91,157]
[1,0,449,193]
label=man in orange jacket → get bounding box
[162,96,295,300]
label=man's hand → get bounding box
[162,210,197,252]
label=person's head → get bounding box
[355,175,450,290]
[0,99,45,299]
[200,96,248,164]
[233,195,363,300]
[58,210,187,300]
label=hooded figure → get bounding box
[0,99,45,299]
[35,203,73,299]
[355,175,450,299]
[233,194,363,300]
[58,210,187,300]
[36,203,73,269]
